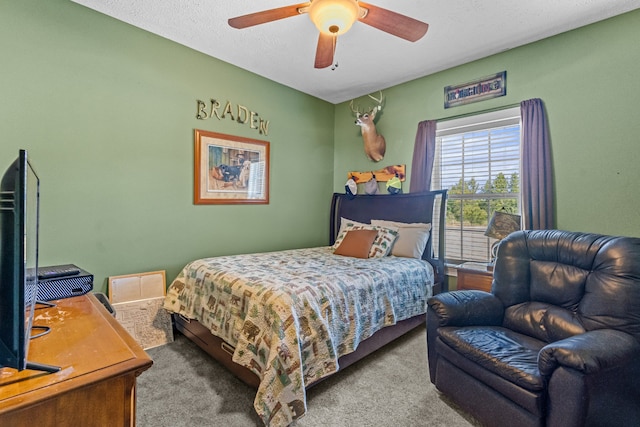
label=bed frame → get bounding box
[174,190,448,389]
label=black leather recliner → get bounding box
[427,230,640,427]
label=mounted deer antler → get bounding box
[350,91,386,162]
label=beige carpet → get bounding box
[137,325,480,426]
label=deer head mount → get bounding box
[350,91,386,162]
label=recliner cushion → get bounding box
[504,302,586,343]
[438,326,546,391]
[530,260,587,310]
[435,338,545,418]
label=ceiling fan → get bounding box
[228,0,428,69]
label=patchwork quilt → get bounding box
[163,247,433,426]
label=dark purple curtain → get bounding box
[520,98,554,230]
[409,120,437,193]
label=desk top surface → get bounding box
[0,293,152,405]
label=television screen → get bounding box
[23,153,40,366]
[0,150,59,373]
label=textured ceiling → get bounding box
[71,0,640,104]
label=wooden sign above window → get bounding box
[444,71,507,109]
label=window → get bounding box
[431,107,521,264]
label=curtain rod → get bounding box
[435,102,521,123]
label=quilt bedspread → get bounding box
[163,246,433,426]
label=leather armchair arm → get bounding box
[539,329,640,376]
[427,290,504,327]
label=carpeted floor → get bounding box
[136,325,480,426]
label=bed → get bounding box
[163,190,447,426]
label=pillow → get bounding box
[333,222,399,258]
[368,226,399,258]
[371,220,431,259]
[333,229,378,258]
[335,217,368,240]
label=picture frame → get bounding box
[194,129,270,205]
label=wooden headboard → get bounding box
[329,190,448,293]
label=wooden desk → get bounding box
[0,293,153,426]
[457,266,493,293]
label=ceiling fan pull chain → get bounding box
[331,35,338,70]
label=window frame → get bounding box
[432,107,521,265]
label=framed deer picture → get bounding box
[194,129,270,205]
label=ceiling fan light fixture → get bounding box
[309,0,359,35]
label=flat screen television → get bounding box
[0,149,59,373]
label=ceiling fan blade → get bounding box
[315,33,336,69]
[358,2,428,42]
[228,3,309,29]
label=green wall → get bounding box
[1,0,335,293]
[3,2,639,294]
[334,10,640,238]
